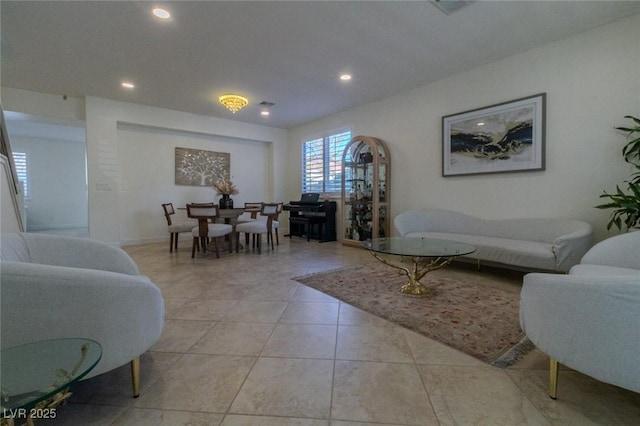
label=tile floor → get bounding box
[44,238,640,425]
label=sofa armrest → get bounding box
[20,233,140,275]
[551,225,593,272]
[0,261,164,378]
[520,272,640,393]
[579,231,640,270]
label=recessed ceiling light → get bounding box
[261,111,270,116]
[152,7,171,19]
[477,122,485,126]
[121,82,135,89]
[340,74,352,81]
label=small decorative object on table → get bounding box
[213,178,238,209]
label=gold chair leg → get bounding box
[131,356,140,398]
[549,357,559,400]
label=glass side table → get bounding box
[1,338,102,426]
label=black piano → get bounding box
[283,193,337,242]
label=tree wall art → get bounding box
[174,147,230,186]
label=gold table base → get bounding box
[369,252,456,296]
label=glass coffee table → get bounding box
[363,237,475,296]
[1,338,102,426]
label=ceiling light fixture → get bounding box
[218,94,249,113]
[259,101,274,117]
[340,74,352,81]
[431,0,474,16]
[121,82,135,89]
[152,7,171,19]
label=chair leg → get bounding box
[549,357,559,399]
[170,233,174,253]
[214,237,220,258]
[257,234,262,254]
[131,356,140,398]
[270,231,274,250]
[275,229,279,245]
[174,233,179,251]
[191,237,198,258]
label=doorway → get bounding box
[4,111,88,237]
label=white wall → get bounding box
[117,123,270,245]
[9,134,88,231]
[84,97,288,245]
[287,14,640,243]
[2,90,288,245]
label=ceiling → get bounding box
[2,1,640,129]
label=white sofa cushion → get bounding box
[403,231,556,271]
[570,264,640,277]
[395,209,593,272]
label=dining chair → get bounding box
[186,203,233,258]
[235,203,279,254]
[162,203,197,253]
[236,202,263,224]
[256,202,283,246]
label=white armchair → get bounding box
[0,233,164,397]
[520,231,640,398]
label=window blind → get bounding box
[302,131,351,194]
[12,152,28,198]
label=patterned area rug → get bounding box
[294,262,533,366]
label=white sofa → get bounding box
[520,231,640,397]
[394,209,593,272]
[0,232,164,397]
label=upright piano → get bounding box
[283,193,337,242]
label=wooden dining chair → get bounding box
[255,202,283,246]
[162,203,197,253]
[186,204,233,258]
[236,202,263,224]
[234,203,279,254]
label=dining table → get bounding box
[179,205,260,252]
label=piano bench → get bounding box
[289,217,322,241]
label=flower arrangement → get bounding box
[212,178,238,196]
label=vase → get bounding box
[219,194,233,209]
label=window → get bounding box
[302,130,351,194]
[12,151,28,199]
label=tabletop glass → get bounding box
[363,237,475,258]
[1,338,102,413]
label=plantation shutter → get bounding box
[301,130,351,194]
[12,151,28,198]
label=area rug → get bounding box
[293,262,533,366]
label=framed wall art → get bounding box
[442,93,546,176]
[175,147,230,186]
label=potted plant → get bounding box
[596,115,640,230]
